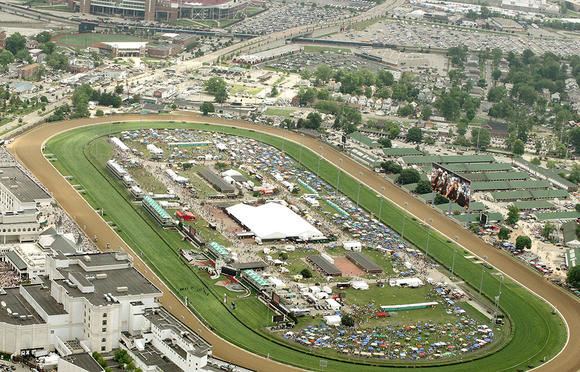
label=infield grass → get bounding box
[45,121,567,371]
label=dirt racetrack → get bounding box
[8,113,580,372]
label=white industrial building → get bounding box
[0,250,212,371]
[226,202,325,241]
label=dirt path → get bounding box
[8,112,580,372]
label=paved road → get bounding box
[8,112,579,372]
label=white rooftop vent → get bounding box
[116,286,128,293]
[96,273,108,279]
[83,255,91,262]
[0,301,5,308]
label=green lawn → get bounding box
[53,33,148,48]
[230,84,263,96]
[45,121,567,371]
[245,6,264,17]
[304,45,352,54]
[264,108,295,117]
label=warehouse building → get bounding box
[198,169,236,194]
[345,251,382,274]
[307,255,342,277]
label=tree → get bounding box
[512,139,525,156]
[506,205,520,225]
[453,135,471,147]
[200,101,215,115]
[35,31,52,43]
[5,33,26,55]
[0,50,14,66]
[388,125,400,139]
[270,85,278,97]
[300,69,312,80]
[422,105,432,120]
[542,222,554,239]
[424,135,435,145]
[381,160,402,174]
[492,69,502,81]
[487,86,506,102]
[317,88,329,100]
[341,314,355,327]
[115,85,124,94]
[397,168,421,185]
[406,127,422,143]
[300,268,312,278]
[415,180,432,194]
[568,164,580,184]
[204,77,228,102]
[470,128,491,148]
[95,109,104,117]
[305,112,322,129]
[378,138,391,148]
[314,65,333,82]
[397,104,414,117]
[531,157,541,165]
[376,70,394,86]
[498,227,510,240]
[515,235,532,250]
[576,204,580,213]
[567,265,580,288]
[434,194,449,205]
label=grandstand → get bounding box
[464,171,529,182]
[208,241,231,261]
[241,269,271,291]
[513,158,578,192]
[533,211,580,221]
[402,154,495,166]
[383,148,422,157]
[349,132,380,148]
[491,189,569,202]
[142,196,174,227]
[512,200,557,211]
[471,180,551,192]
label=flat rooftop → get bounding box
[144,307,211,357]
[130,344,181,372]
[56,264,161,306]
[0,288,44,325]
[23,282,67,315]
[0,166,51,204]
[61,353,104,372]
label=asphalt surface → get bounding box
[8,113,579,372]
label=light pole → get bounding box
[479,255,488,295]
[426,218,433,259]
[317,146,322,176]
[494,274,504,318]
[451,235,459,279]
[336,158,343,194]
[401,202,408,241]
[356,171,363,208]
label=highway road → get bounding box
[9,113,579,372]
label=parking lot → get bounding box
[263,50,389,72]
[228,3,354,34]
[327,19,580,56]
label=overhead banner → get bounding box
[430,163,471,208]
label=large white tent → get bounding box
[226,202,325,241]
